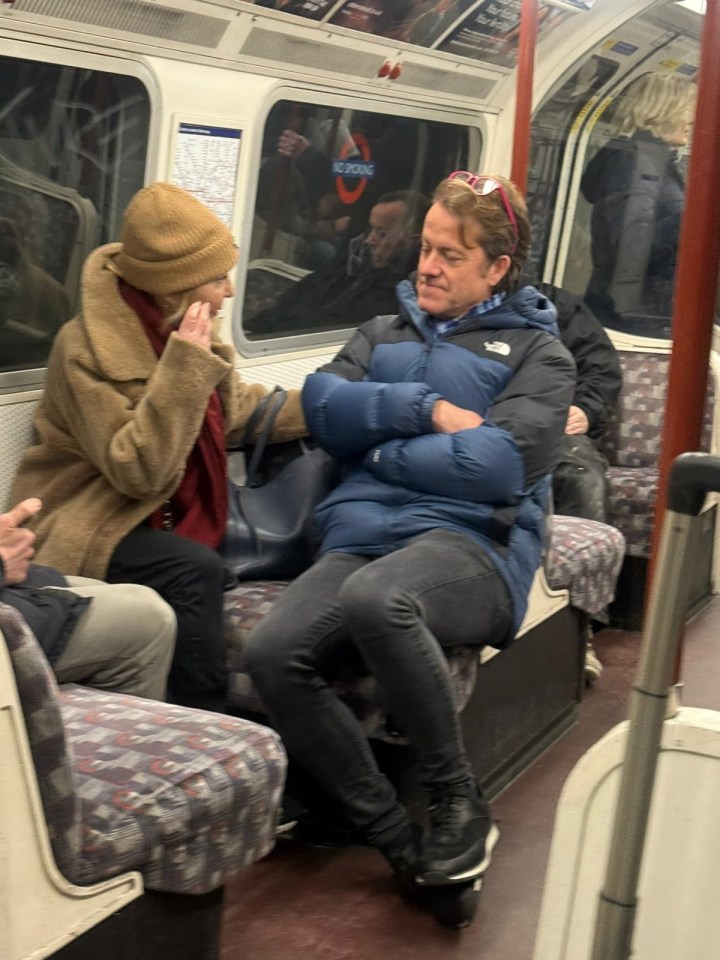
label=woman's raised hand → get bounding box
[177,301,212,351]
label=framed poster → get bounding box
[437,0,574,67]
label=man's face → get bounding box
[415,202,510,319]
[365,201,411,269]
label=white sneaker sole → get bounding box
[417,823,500,885]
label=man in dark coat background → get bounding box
[245,190,429,338]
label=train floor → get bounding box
[219,598,720,960]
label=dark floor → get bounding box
[220,599,720,960]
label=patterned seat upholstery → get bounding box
[600,351,714,557]
[224,515,625,741]
[546,515,626,615]
[2,601,286,894]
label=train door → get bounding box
[526,0,706,347]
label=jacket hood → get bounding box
[395,279,559,338]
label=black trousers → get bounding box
[552,434,610,524]
[107,525,227,711]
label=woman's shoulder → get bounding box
[47,314,89,362]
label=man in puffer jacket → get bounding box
[245,172,575,918]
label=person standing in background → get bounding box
[581,71,697,338]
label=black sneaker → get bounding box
[275,793,308,836]
[417,781,499,885]
[377,821,422,884]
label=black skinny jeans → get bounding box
[244,529,512,847]
[107,525,227,711]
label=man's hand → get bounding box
[278,129,309,159]
[0,498,42,585]
[432,399,484,434]
[565,405,590,435]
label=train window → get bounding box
[526,55,619,283]
[528,45,700,342]
[241,99,470,343]
[562,70,696,340]
[0,56,149,378]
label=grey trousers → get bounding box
[51,578,176,701]
[245,529,512,845]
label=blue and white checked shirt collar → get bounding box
[428,291,506,339]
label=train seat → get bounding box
[0,394,625,798]
[242,258,308,326]
[600,349,719,627]
[223,514,625,797]
[0,600,286,960]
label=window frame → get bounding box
[0,38,159,394]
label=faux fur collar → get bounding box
[79,243,159,382]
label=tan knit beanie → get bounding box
[114,182,238,296]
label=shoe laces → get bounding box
[427,788,473,840]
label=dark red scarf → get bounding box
[120,281,228,548]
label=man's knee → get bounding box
[111,583,176,654]
[244,618,290,687]
[339,566,413,635]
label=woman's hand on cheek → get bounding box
[177,301,212,351]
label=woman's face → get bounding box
[191,275,234,317]
[664,108,694,148]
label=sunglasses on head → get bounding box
[447,171,519,256]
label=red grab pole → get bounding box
[511,0,539,194]
[646,0,720,676]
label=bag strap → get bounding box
[245,387,288,485]
[238,384,284,449]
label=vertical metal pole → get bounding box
[645,0,720,684]
[591,9,720,954]
[591,509,696,960]
[511,0,539,194]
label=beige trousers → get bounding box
[51,578,176,701]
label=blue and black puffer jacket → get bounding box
[302,280,575,643]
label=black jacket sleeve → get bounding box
[535,282,622,442]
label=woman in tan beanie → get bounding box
[11,182,306,712]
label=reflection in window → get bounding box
[579,72,696,339]
[243,100,470,342]
[529,57,698,341]
[525,55,618,283]
[0,206,73,372]
[0,57,149,374]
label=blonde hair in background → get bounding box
[432,174,530,293]
[611,71,697,140]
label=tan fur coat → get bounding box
[10,244,307,578]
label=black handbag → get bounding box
[220,386,339,581]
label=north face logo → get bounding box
[484,341,511,356]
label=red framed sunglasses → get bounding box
[447,171,519,255]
